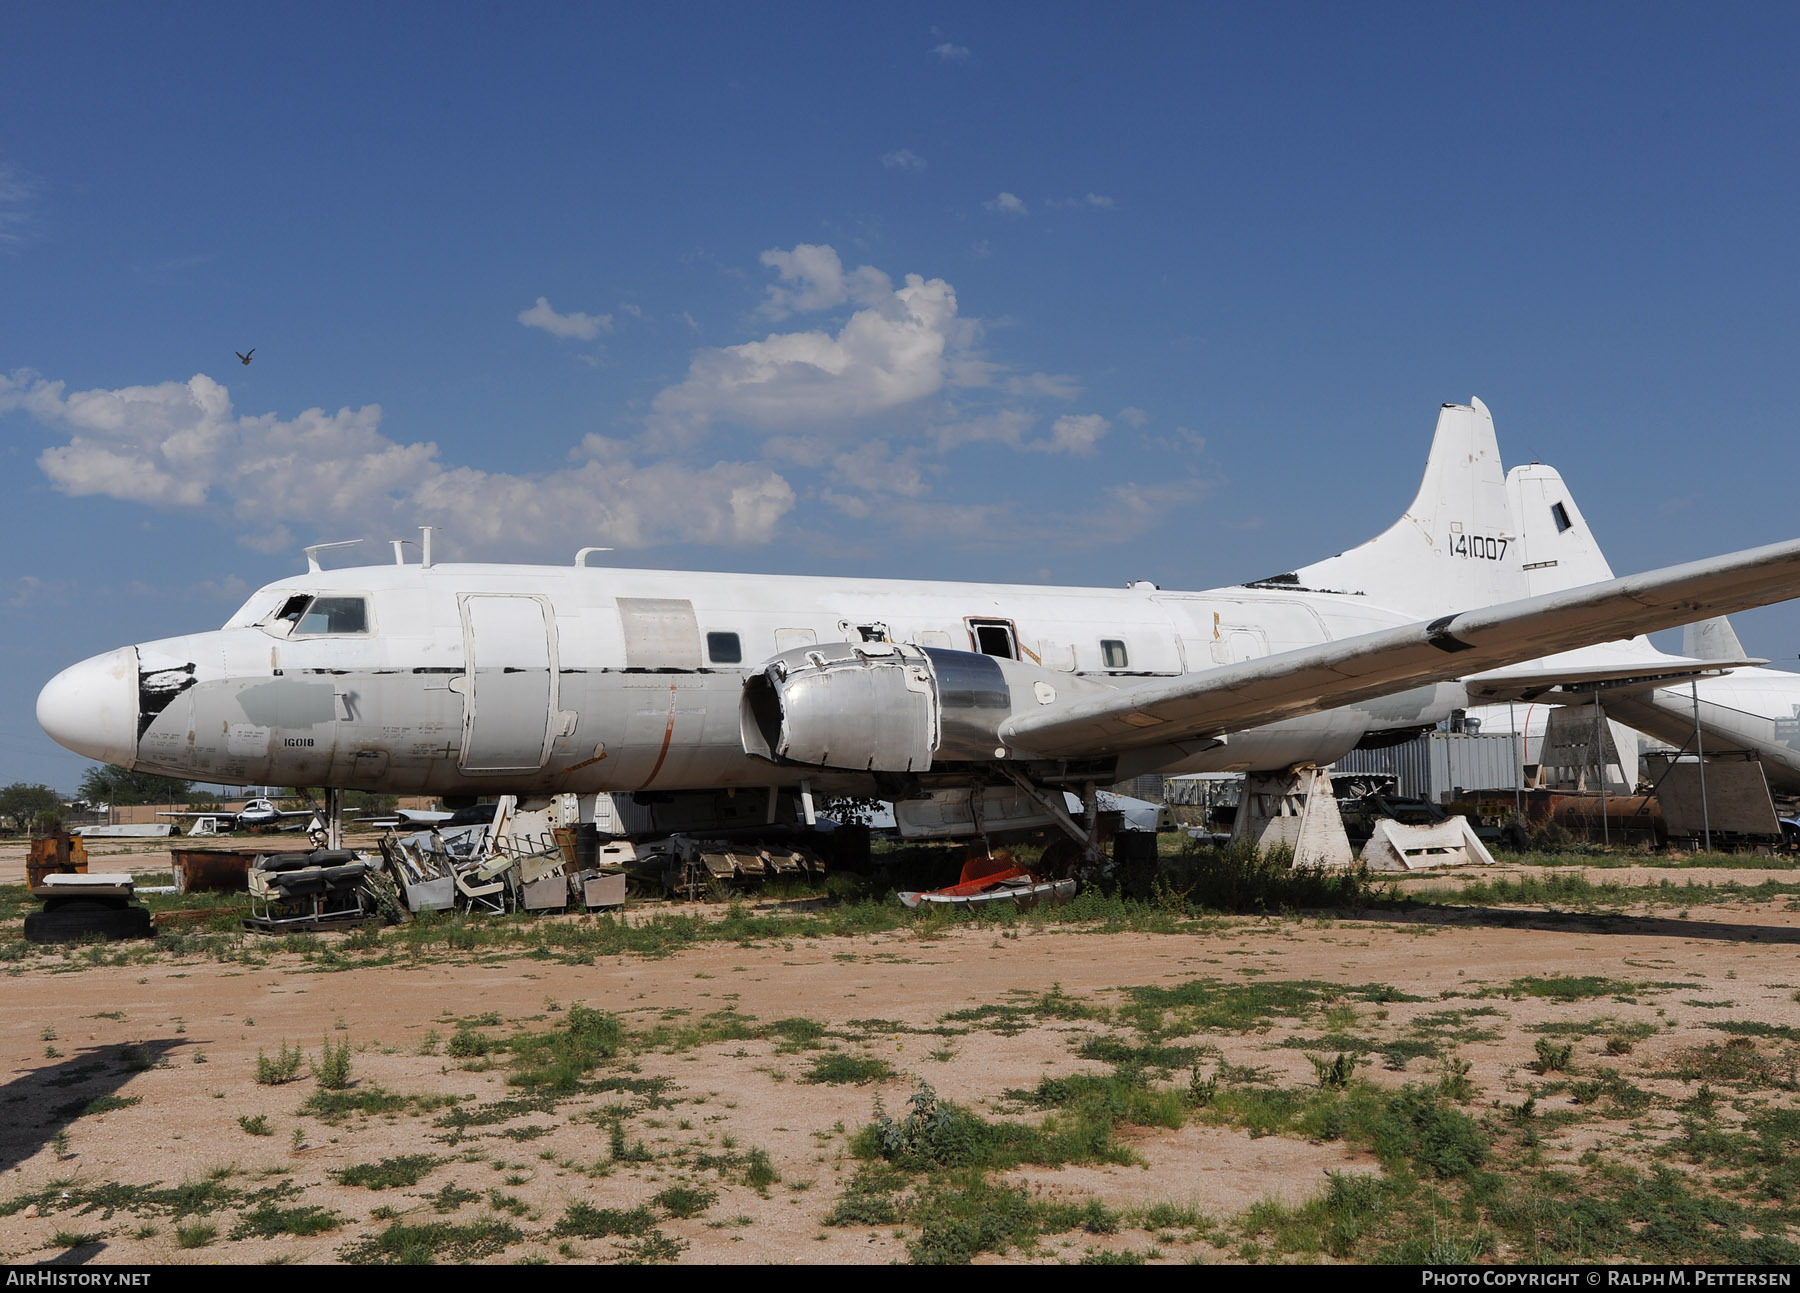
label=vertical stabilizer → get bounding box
[1285,398,1525,618]
[1505,463,1616,595]
[1682,616,1747,662]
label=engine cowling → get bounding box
[740,642,1087,772]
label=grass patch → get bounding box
[1708,1020,1800,1042]
[174,1219,216,1248]
[507,1004,623,1093]
[50,1094,139,1119]
[860,1080,1136,1173]
[943,984,1102,1035]
[340,1216,522,1264]
[801,1052,895,1086]
[1502,976,1640,1003]
[331,1154,442,1190]
[1010,1070,1186,1130]
[230,1201,342,1239]
[551,1202,657,1238]
[652,1184,716,1219]
[1120,977,1417,1038]
[765,1017,829,1051]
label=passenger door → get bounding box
[458,595,558,773]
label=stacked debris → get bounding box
[369,817,628,918]
[246,849,371,931]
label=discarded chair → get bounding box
[454,854,513,914]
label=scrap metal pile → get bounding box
[239,795,825,932]
[375,817,626,918]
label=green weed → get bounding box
[255,1040,304,1086]
[331,1155,442,1190]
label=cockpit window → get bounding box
[294,596,368,635]
[274,595,312,626]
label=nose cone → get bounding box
[38,647,140,767]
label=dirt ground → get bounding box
[0,836,1796,1264]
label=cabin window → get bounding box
[1551,501,1573,533]
[707,631,743,664]
[774,627,817,652]
[967,618,1018,660]
[1101,639,1129,669]
[294,596,369,635]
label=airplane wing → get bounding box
[1001,537,1800,759]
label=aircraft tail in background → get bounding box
[1283,398,1527,619]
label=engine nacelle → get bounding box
[740,642,1091,773]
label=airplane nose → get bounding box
[37,647,140,767]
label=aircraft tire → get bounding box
[25,903,153,944]
[1038,838,1082,877]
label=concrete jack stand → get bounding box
[1230,766,1353,868]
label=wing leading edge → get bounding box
[1001,537,1800,759]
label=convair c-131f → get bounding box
[36,399,1800,866]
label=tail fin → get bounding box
[1283,398,1526,618]
[1682,616,1747,662]
[1505,462,1617,594]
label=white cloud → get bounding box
[881,148,927,171]
[830,440,927,497]
[984,192,1028,216]
[1004,372,1081,400]
[1144,425,1208,454]
[1041,413,1109,455]
[756,243,892,320]
[1117,406,1149,429]
[0,163,39,246]
[517,296,612,341]
[3,370,793,553]
[651,250,959,438]
[933,42,970,61]
[8,575,73,608]
[928,408,1037,453]
[1045,193,1116,210]
[927,409,1106,455]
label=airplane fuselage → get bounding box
[38,561,1468,797]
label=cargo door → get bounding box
[459,595,557,772]
[617,597,702,668]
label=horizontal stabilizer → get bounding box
[1002,537,1800,759]
[1463,642,1765,703]
[1683,616,1748,663]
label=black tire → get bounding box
[41,895,128,913]
[1038,838,1082,877]
[25,904,153,944]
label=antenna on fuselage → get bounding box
[575,547,614,566]
[420,526,435,569]
[303,540,364,573]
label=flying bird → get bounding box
[236,349,255,365]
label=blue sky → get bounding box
[3,4,1797,791]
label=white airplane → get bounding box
[156,796,319,832]
[35,398,1800,867]
[1457,459,1800,795]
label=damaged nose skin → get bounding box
[37,646,140,768]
